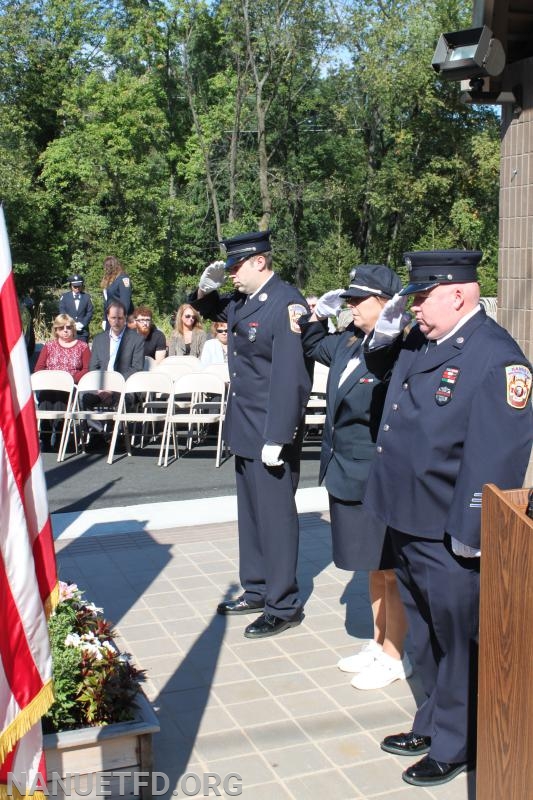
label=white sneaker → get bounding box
[351,651,413,690]
[337,640,382,673]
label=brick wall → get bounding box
[499,56,533,483]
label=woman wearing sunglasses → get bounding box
[33,313,91,444]
[200,321,228,367]
[169,304,207,357]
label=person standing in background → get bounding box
[191,231,312,639]
[101,256,133,328]
[59,275,94,342]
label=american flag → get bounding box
[0,206,58,794]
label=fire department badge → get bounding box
[506,364,532,409]
[288,303,306,334]
[122,277,130,287]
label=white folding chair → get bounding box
[31,371,76,462]
[107,371,174,465]
[152,361,201,379]
[59,371,126,460]
[144,356,157,371]
[201,363,230,384]
[162,355,201,367]
[162,372,227,468]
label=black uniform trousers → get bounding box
[390,529,479,764]
[235,448,302,620]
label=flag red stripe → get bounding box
[0,747,16,782]
[33,521,58,606]
[0,553,44,708]
[0,271,21,357]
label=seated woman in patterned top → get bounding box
[34,313,90,414]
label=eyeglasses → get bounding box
[183,314,196,319]
[216,329,228,334]
[55,325,73,330]
[136,318,151,324]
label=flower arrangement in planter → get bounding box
[43,581,145,734]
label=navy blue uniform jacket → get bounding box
[191,275,313,459]
[300,317,400,502]
[59,291,94,337]
[103,273,133,316]
[364,309,533,549]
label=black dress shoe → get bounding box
[217,595,264,615]
[402,755,468,786]
[244,612,302,639]
[381,730,431,756]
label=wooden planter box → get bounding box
[43,691,160,800]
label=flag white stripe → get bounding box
[7,335,33,419]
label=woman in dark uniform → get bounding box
[299,265,411,691]
[101,255,133,327]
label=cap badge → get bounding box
[435,366,460,406]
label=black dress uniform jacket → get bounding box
[364,308,533,549]
[192,274,313,458]
[103,273,133,317]
[299,317,399,501]
[59,291,94,340]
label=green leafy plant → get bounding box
[43,582,145,734]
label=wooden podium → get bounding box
[477,484,533,799]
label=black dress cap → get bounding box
[67,274,84,286]
[399,250,482,296]
[340,265,402,300]
[220,230,272,269]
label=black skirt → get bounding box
[328,494,395,571]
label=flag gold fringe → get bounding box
[43,581,59,619]
[0,785,48,800]
[0,681,54,765]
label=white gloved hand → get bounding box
[199,260,226,294]
[371,293,411,347]
[315,289,344,319]
[261,442,284,467]
[75,321,83,331]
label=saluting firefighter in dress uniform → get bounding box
[58,275,94,342]
[363,250,533,788]
[191,230,313,639]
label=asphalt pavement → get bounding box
[42,435,323,515]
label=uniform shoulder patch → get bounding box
[122,277,130,287]
[506,364,532,409]
[288,303,306,333]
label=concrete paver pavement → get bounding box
[52,506,476,799]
